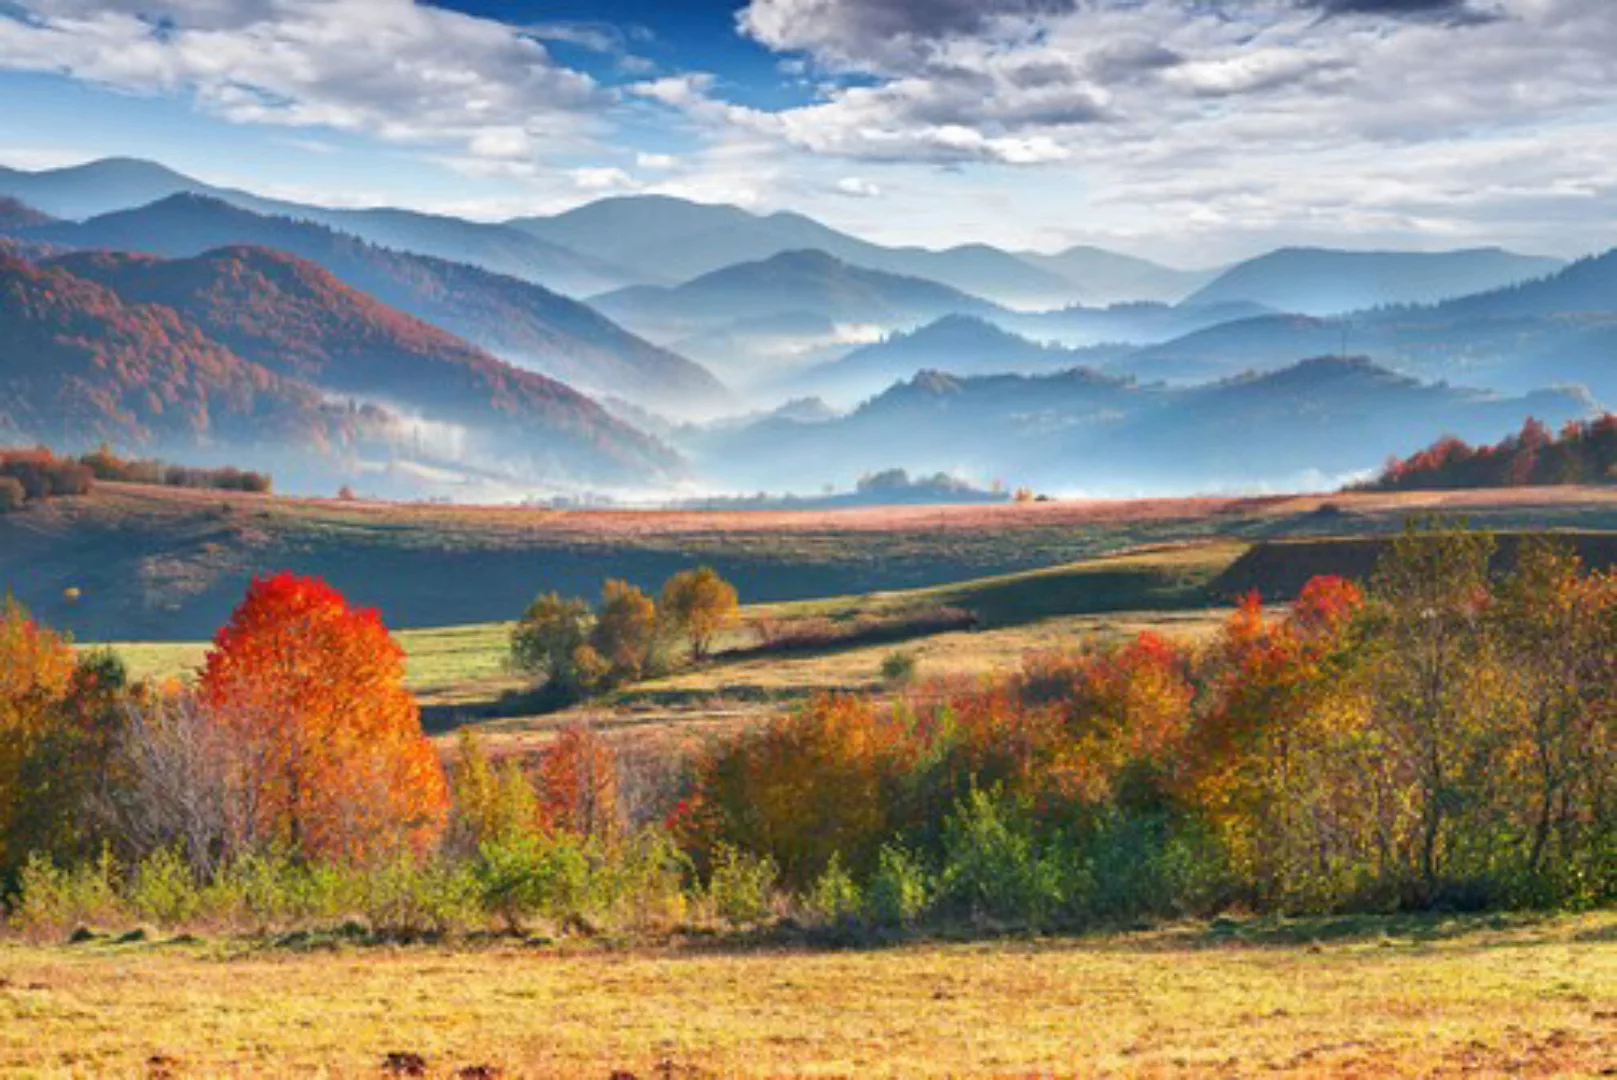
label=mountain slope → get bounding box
[0,157,631,295]
[44,246,678,479]
[1021,246,1218,304]
[1116,249,1617,398]
[20,195,726,411]
[0,197,54,231]
[1184,247,1566,315]
[592,249,1003,343]
[1428,249,1617,320]
[0,250,352,452]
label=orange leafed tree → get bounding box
[0,597,79,873]
[200,573,448,862]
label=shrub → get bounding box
[208,850,348,933]
[473,833,591,934]
[0,448,93,500]
[804,852,863,927]
[880,649,919,687]
[706,843,778,925]
[9,849,122,938]
[360,857,479,939]
[937,789,1061,927]
[687,695,900,886]
[589,829,690,930]
[448,731,542,853]
[866,845,930,928]
[127,847,208,927]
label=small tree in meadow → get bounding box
[590,579,659,684]
[661,568,739,662]
[511,592,594,694]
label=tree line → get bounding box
[1363,415,1616,491]
[0,444,272,514]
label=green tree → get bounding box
[511,592,594,694]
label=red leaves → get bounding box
[1371,414,1616,491]
[200,572,448,863]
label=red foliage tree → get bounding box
[199,573,448,862]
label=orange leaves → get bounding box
[0,598,80,870]
[199,573,447,863]
[1369,413,1616,490]
[689,693,903,885]
[538,724,619,841]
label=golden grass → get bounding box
[0,914,1610,1077]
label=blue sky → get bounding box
[1,0,1614,263]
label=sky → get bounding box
[0,0,1614,264]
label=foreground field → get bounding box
[1,914,1610,1077]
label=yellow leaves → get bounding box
[0,598,79,870]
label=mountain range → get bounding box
[1109,251,1617,401]
[0,157,631,296]
[4,194,725,412]
[0,154,1607,499]
[511,194,1084,308]
[0,244,677,488]
[689,356,1591,495]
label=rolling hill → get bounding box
[44,246,678,475]
[1182,246,1566,315]
[591,249,1003,344]
[0,197,53,230]
[0,157,631,296]
[792,315,1123,404]
[10,194,726,412]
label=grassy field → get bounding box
[0,914,1610,1076]
[12,480,1617,641]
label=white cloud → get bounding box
[635,152,679,170]
[570,166,637,192]
[0,0,605,162]
[835,177,882,197]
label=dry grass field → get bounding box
[0,913,1610,1077]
